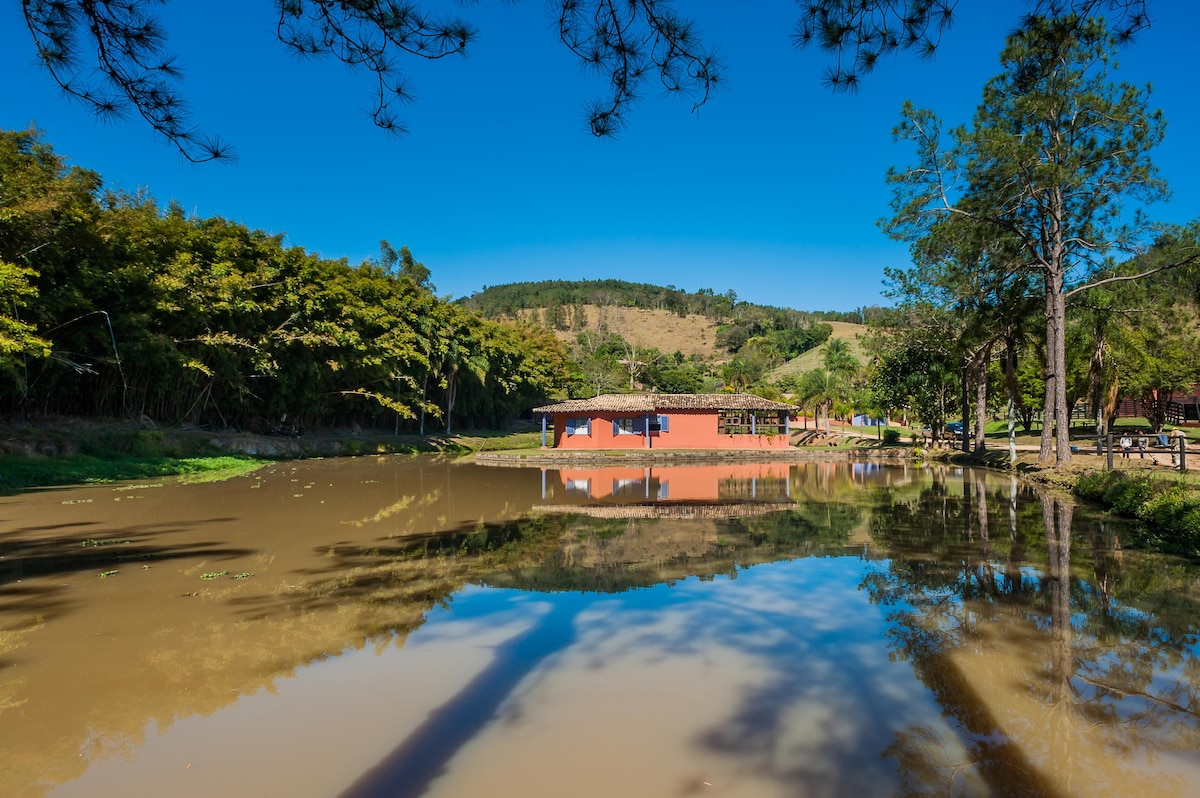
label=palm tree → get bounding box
[821,338,861,380]
[798,368,839,433]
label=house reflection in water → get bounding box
[542,463,794,504]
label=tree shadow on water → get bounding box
[0,519,255,619]
[228,516,568,624]
[338,596,583,798]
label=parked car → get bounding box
[919,421,964,439]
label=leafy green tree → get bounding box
[887,16,1195,465]
[0,128,565,431]
[651,366,704,394]
[571,329,623,398]
[883,213,1037,456]
[0,128,111,413]
[796,368,842,433]
[447,319,569,429]
[871,342,960,441]
[820,337,860,380]
[721,356,760,394]
[1122,326,1199,432]
[0,260,49,374]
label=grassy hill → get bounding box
[474,279,879,384]
[767,322,871,380]
[523,305,725,361]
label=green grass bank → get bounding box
[1073,470,1200,555]
[0,419,543,494]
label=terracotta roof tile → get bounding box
[533,393,796,414]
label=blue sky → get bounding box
[2,1,1196,312]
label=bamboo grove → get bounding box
[0,129,570,433]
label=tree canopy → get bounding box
[884,15,1196,465]
[0,128,570,431]
[19,0,1154,160]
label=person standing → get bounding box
[1137,432,1147,459]
[1170,428,1188,467]
[1119,434,1132,458]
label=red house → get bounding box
[533,394,796,450]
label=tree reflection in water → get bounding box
[10,459,1200,797]
[865,468,1200,796]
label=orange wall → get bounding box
[549,409,790,450]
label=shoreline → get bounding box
[5,419,1196,553]
[474,446,909,466]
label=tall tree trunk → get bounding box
[1005,338,1018,465]
[1087,328,1108,439]
[418,374,428,436]
[1039,285,1056,464]
[1051,280,1071,464]
[1044,492,1075,759]
[1045,189,1072,466]
[445,364,457,434]
[973,342,992,452]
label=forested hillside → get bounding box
[460,280,878,400]
[0,129,569,432]
[461,279,882,326]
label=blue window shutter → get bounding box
[565,418,576,435]
[658,415,669,432]
[613,419,620,436]
[633,417,646,434]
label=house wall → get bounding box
[549,409,791,450]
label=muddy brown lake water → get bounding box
[2,456,1200,797]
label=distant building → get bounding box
[1116,383,1200,426]
[533,394,796,450]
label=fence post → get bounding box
[1181,436,1189,473]
[1106,432,1114,471]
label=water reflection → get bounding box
[864,470,1200,796]
[545,463,795,503]
[1,458,1199,796]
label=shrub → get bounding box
[1074,471,1116,500]
[1073,471,1200,555]
[1137,486,1200,545]
[882,428,902,445]
[1104,476,1155,517]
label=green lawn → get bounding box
[0,454,266,495]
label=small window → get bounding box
[613,418,642,435]
[648,414,669,432]
[565,478,592,497]
[612,478,644,498]
[565,417,590,435]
